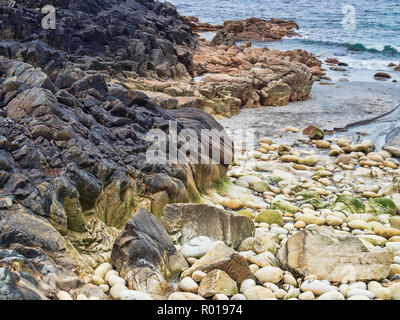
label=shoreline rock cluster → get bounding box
[115,15,321,118]
[51,128,400,300]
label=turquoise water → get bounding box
[170,0,400,81]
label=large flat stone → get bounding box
[161,203,254,249]
[277,226,393,282]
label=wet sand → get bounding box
[219,80,400,148]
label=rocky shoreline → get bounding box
[1,0,400,301]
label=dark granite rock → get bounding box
[0,0,233,299]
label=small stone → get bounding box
[240,279,256,293]
[314,140,331,149]
[263,282,279,292]
[110,283,128,300]
[212,294,229,300]
[326,215,343,226]
[349,282,367,290]
[346,288,375,299]
[107,274,126,287]
[295,213,325,226]
[249,264,259,274]
[91,275,106,286]
[168,292,205,300]
[284,288,300,300]
[317,291,345,300]
[367,281,382,293]
[390,283,400,300]
[198,270,238,298]
[283,273,297,287]
[300,279,336,296]
[389,264,400,278]
[254,266,283,284]
[348,220,371,230]
[298,291,315,300]
[243,286,275,300]
[374,287,392,300]
[76,294,88,300]
[57,291,73,300]
[181,236,221,259]
[231,293,247,300]
[105,270,119,283]
[99,284,110,293]
[94,263,113,279]
[187,257,198,265]
[221,198,243,210]
[255,210,283,226]
[179,277,199,293]
[285,127,299,133]
[294,221,306,228]
[120,290,152,300]
[192,270,207,282]
[270,288,284,299]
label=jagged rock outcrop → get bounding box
[223,17,299,41]
[114,16,319,117]
[0,0,195,80]
[186,16,299,41]
[184,16,223,32]
[123,42,320,117]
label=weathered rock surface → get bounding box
[0,267,45,300]
[197,269,238,297]
[0,0,195,80]
[161,203,254,248]
[110,208,188,295]
[278,226,394,281]
[222,17,299,41]
[181,243,253,283]
[120,15,320,117]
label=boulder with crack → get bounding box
[277,226,394,281]
[161,203,254,249]
[110,208,188,296]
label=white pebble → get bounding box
[110,283,128,300]
[94,263,113,279]
[179,277,199,293]
[240,279,256,293]
[231,294,247,300]
[107,274,126,287]
[57,291,73,300]
[346,288,375,299]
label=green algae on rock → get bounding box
[367,198,397,216]
[331,195,365,215]
[255,210,284,226]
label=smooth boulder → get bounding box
[277,226,393,281]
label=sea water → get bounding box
[169,0,400,82]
